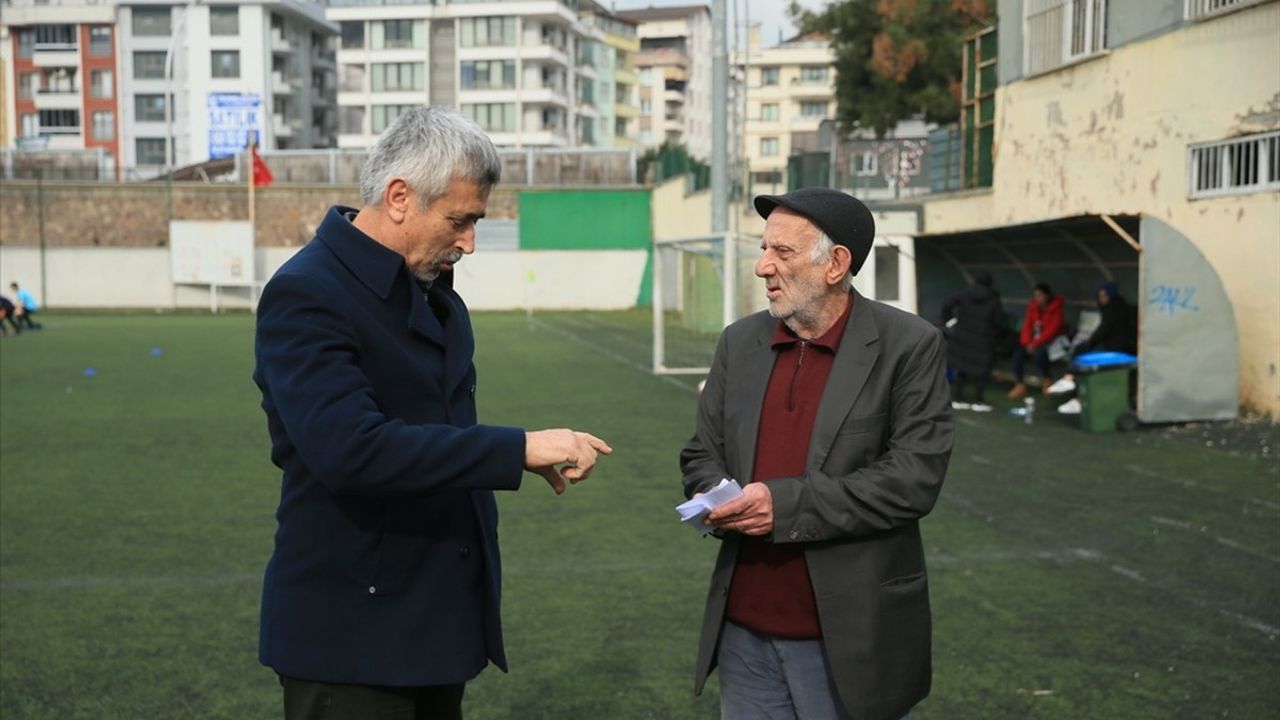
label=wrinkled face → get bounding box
[754,208,833,325]
[402,178,490,283]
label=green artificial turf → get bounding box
[1,312,1276,719]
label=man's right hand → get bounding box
[525,429,613,494]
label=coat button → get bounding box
[459,546,471,558]
[368,586,376,594]
[470,385,477,395]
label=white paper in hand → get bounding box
[675,478,744,534]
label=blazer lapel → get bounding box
[408,283,446,347]
[809,290,881,468]
[735,328,777,484]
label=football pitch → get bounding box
[1,312,1277,719]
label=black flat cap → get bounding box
[754,187,876,275]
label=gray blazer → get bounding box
[680,289,954,720]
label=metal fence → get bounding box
[2,146,640,186]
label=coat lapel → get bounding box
[407,286,446,347]
[808,290,881,467]
[735,329,777,484]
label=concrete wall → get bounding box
[0,244,647,311]
[925,2,1280,414]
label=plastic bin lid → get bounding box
[1072,351,1138,370]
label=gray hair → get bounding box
[358,106,502,206]
[811,229,854,291]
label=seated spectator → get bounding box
[9,282,43,330]
[1008,282,1065,399]
[942,271,1003,412]
[1049,282,1139,411]
[0,295,20,336]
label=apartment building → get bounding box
[327,0,634,150]
[580,4,640,148]
[617,3,711,159]
[736,25,835,192]
[0,0,337,176]
[918,0,1279,416]
[1,0,122,166]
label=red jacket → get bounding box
[1019,295,1065,350]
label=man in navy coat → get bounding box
[254,107,612,719]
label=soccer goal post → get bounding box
[652,233,763,375]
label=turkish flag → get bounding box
[252,146,274,187]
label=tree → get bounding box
[789,0,992,137]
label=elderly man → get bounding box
[254,107,611,719]
[681,188,953,720]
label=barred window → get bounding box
[1188,131,1280,199]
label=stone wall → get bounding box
[0,181,521,248]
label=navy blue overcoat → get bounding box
[253,205,526,686]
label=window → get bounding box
[459,17,517,47]
[374,19,422,50]
[341,21,364,49]
[371,62,425,92]
[339,106,365,134]
[760,67,779,86]
[132,7,172,36]
[134,51,167,80]
[135,94,167,122]
[21,113,39,137]
[38,109,80,133]
[35,24,76,47]
[340,64,366,92]
[800,101,828,118]
[210,6,239,36]
[42,68,76,94]
[89,70,113,98]
[461,103,516,132]
[17,29,35,58]
[212,51,240,79]
[614,85,629,104]
[753,170,783,185]
[760,103,779,121]
[854,150,878,177]
[460,60,515,90]
[1024,0,1106,75]
[136,138,167,165]
[799,66,829,84]
[92,111,115,140]
[961,27,996,189]
[614,118,628,138]
[1186,0,1264,19]
[371,104,415,133]
[640,98,652,114]
[874,246,900,301]
[760,137,779,156]
[1188,130,1280,199]
[18,73,39,100]
[89,26,112,56]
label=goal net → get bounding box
[652,233,764,374]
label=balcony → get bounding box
[34,87,81,110]
[663,89,684,104]
[33,50,80,68]
[273,113,298,137]
[522,87,570,107]
[39,124,82,137]
[271,29,291,55]
[522,44,569,66]
[272,71,294,94]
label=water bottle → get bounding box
[1024,397,1036,425]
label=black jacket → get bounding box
[1084,294,1138,354]
[942,283,1004,376]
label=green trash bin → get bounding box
[1073,352,1138,433]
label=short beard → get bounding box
[412,249,464,283]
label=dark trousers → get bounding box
[1011,345,1051,383]
[16,309,41,329]
[952,371,989,403]
[280,675,465,720]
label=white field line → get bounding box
[1150,515,1280,563]
[527,316,695,394]
[1126,464,1279,514]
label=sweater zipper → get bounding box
[788,341,808,411]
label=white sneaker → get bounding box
[970,403,994,413]
[951,401,972,410]
[1057,398,1082,415]
[1047,377,1076,395]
